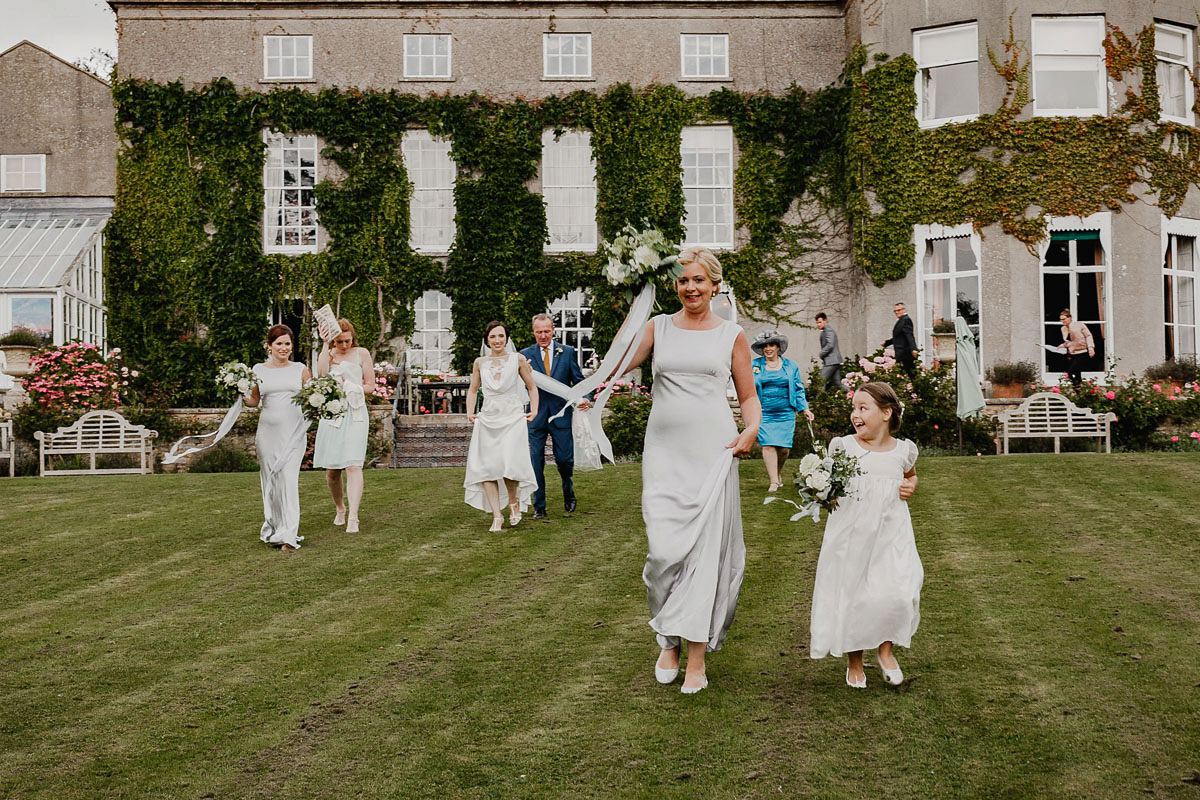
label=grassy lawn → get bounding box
[1,454,1198,799]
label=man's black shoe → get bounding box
[564,498,577,513]
[533,509,547,519]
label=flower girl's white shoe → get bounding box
[333,508,346,526]
[654,649,679,684]
[346,518,359,534]
[877,654,904,686]
[845,668,866,689]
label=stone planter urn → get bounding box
[0,345,38,377]
[931,332,957,363]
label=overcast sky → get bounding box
[3,0,118,67]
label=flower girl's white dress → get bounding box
[809,435,923,658]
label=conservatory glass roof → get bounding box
[0,215,106,291]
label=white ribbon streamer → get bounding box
[161,397,245,465]
[763,494,822,523]
[529,282,657,463]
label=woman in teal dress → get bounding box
[314,318,375,533]
[751,330,814,492]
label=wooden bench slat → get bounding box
[36,410,157,477]
[999,392,1113,455]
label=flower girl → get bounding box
[809,382,922,688]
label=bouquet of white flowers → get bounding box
[294,375,348,421]
[216,361,259,399]
[792,443,862,521]
[599,222,683,302]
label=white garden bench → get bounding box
[34,410,158,476]
[0,419,14,477]
[997,392,1115,454]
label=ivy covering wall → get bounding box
[107,23,1200,404]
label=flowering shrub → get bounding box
[372,361,397,402]
[1053,374,1200,449]
[23,343,122,412]
[606,393,654,459]
[804,350,996,452]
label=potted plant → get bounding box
[931,318,957,362]
[0,327,44,378]
[1143,356,1199,393]
[985,360,1040,399]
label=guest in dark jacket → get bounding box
[883,302,920,377]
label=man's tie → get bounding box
[542,346,551,374]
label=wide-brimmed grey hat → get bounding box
[751,329,788,356]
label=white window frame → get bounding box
[404,34,453,80]
[1037,212,1114,382]
[409,289,455,374]
[913,223,983,368]
[262,35,313,81]
[542,129,597,252]
[681,125,735,249]
[1032,16,1106,118]
[1156,23,1195,126]
[1161,214,1200,359]
[913,23,979,128]
[543,33,592,79]
[680,34,730,80]
[548,289,594,367]
[402,130,456,253]
[262,132,319,254]
[1,155,47,192]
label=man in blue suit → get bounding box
[521,313,591,518]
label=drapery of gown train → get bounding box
[809,436,923,658]
[463,353,537,512]
[642,314,746,652]
[313,359,369,469]
[253,361,310,548]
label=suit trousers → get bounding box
[529,420,574,511]
[820,364,844,391]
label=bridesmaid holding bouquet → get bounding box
[244,324,312,551]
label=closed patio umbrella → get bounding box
[955,315,985,420]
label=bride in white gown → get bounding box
[463,320,539,532]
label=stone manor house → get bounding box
[10,0,1200,387]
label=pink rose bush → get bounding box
[23,343,122,412]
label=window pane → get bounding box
[1180,275,1196,326]
[12,297,54,339]
[915,24,977,66]
[953,236,977,271]
[923,61,979,119]
[1156,25,1189,61]
[1036,57,1101,110]
[1159,61,1189,119]
[924,239,949,274]
[1034,18,1103,55]
[957,276,980,325]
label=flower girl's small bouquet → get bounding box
[216,361,259,399]
[793,444,861,520]
[294,375,348,421]
[600,222,683,302]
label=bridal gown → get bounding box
[253,361,310,548]
[642,314,746,652]
[463,353,537,512]
[313,358,369,469]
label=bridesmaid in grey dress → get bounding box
[244,324,312,551]
[623,247,762,694]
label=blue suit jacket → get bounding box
[520,342,587,430]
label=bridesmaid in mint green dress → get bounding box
[313,318,375,533]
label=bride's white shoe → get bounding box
[488,516,504,533]
[508,502,522,526]
[877,653,903,685]
[654,649,679,684]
